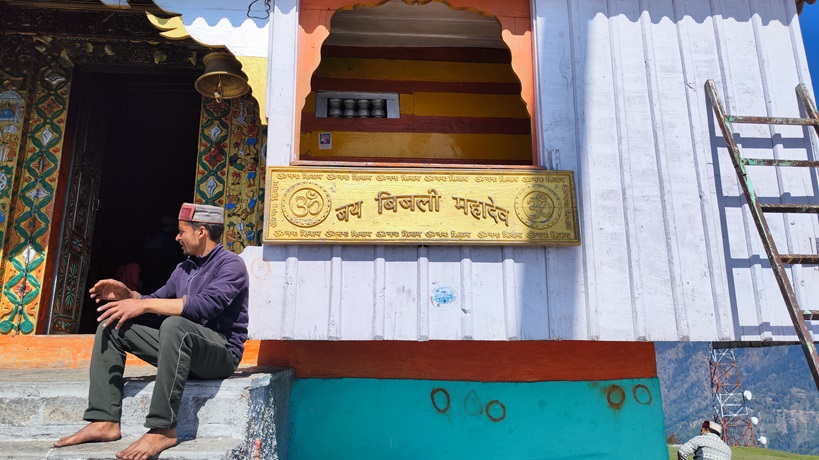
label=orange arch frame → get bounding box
[297,0,537,164]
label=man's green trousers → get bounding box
[84,316,240,429]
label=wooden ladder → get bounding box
[705,79,819,392]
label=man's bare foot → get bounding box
[53,421,121,447]
[116,428,178,460]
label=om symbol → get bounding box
[292,190,324,218]
[282,182,331,227]
[514,185,562,229]
[521,191,555,221]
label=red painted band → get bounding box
[301,113,531,134]
[320,45,513,63]
[294,158,533,166]
[257,341,657,382]
[0,336,656,382]
[0,336,261,369]
[311,76,522,95]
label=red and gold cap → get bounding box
[178,203,224,224]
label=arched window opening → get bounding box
[298,0,533,166]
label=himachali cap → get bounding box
[703,420,722,435]
[178,203,224,224]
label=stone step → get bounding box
[0,366,293,459]
[0,437,242,459]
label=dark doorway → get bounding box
[67,69,202,333]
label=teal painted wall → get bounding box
[289,377,666,459]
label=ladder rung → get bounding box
[728,115,819,126]
[760,203,819,213]
[805,311,819,321]
[780,254,819,264]
[742,158,819,168]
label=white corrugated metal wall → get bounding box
[243,0,819,343]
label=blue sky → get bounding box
[801,4,819,93]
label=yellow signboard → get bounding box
[264,167,579,245]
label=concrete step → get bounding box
[0,366,293,459]
[0,437,242,459]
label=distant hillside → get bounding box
[656,342,819,454]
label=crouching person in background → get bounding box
[677,420,732,460]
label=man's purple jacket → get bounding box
[145,244,249,359]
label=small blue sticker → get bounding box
[431,283,457,310]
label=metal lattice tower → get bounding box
[709,344,756,447]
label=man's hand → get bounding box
[90,279,132,303]
[97,298,146,330]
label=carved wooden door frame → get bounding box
[45,71,106,334]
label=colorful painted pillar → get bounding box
[194,94,267,254]
[0,36,73,335]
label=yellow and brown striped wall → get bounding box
[300,46,532,164]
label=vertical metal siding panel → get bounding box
[718,0,788,342]
[737,0,790,341]
[339,246,376,340]
[505,247,525,339]
[293,245,332,340]
[676,0,735,341]
[373,246,387,340]
[751,0,819,339]
[459,247,474,340]
[564,0,603,341]
[786,0,819,337]
[641,0,696,341]
[535,0,582,172]
[709,0,765,342]
[328,245,343,339]
[514,247,549,339]
[751,0,802,339]
[542,243,588,338]
[282,245,300,339]
[417,247,430,340]
[643,0,719,340]
[533,0,589,340]
[574,0,636,340]
[468,247,506,340]
[384,246,419,340]
[265,0,299,166]
[608,0,662,341]
[544,245,590,339]
[242,246,286,339]
[427,247,462,339]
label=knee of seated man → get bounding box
[159,316,190,331]
[95,320,108,336]
[96,319,128,340]
[158,315,194,335]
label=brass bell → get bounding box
[194,52,250,102]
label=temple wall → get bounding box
[246,0,819,344]
[0,0,813,348]
[288,377,666,459]
[531,0,819,343]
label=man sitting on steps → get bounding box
[54,203,249,460]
